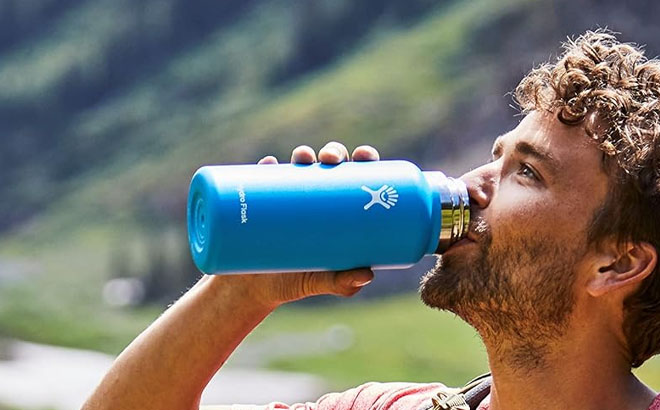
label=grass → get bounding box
[0,226,164,355]
[251,293,488,389]
[0,284,160,354]
[248,293,660,391]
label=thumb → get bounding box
[325,268,374,297]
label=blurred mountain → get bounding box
[2,0,660,235]
[3,0,660,234]
[0,0,441,232]
[1,0,660,349]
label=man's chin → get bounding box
[419,253,472,311]
[420,225,493,315]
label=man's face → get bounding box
[420,111,610,367]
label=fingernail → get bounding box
[351,279,372,287]
[330,147,343,158]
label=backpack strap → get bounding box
[422,373,492,410]
[461,373,492,409]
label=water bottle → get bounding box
[187,160,470,274]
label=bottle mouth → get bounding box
[436,176,470,253]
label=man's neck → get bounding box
[482,326,657,410]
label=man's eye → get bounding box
[517,163,539,181]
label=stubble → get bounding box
[419,216,584,370]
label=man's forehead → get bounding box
[491,112,606,177]
[494,113,596,154]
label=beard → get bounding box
[420,216,585,370]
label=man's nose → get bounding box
[459,162,498,210]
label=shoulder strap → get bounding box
[423,373,492,410]
[461,374,492,409]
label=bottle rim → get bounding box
[436,176,470,253]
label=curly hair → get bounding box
[514,30,660,367]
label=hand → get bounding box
[257,141,380,165]
[83,142,383,410]
[220,142,381,308]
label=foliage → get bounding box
[0,0,440,232]
[1,0,531,311]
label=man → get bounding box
[83,31,660,410]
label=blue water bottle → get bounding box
[187,160,470,274]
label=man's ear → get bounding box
[587,241,658,297]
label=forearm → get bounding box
[82,275,274,410]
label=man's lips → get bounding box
[445,236,476,253]
[443,229,482,253]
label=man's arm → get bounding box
[81,143,378,410]
[82,271,371,410]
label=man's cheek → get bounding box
[490,191,550,221]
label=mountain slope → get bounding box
[0,0,531,348]
[0,0,440,231]
[1,0,660,388]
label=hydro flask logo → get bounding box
[361,185,399,210]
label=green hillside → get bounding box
[1,0,660,395]
[0,0,528,356]
[4,0,530,247]
[0,0,442,232]
[255,295,660,390]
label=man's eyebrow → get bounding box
[515,141,560,172]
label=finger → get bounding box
[331,268,374,297]
[318,141,350,165]
[274,269,374,303]
[257,155,279,165]
[290,145,317,164]
[351,145,380,162]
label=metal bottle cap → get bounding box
[425,172,470,253]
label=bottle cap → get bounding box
[424,172,470,253]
